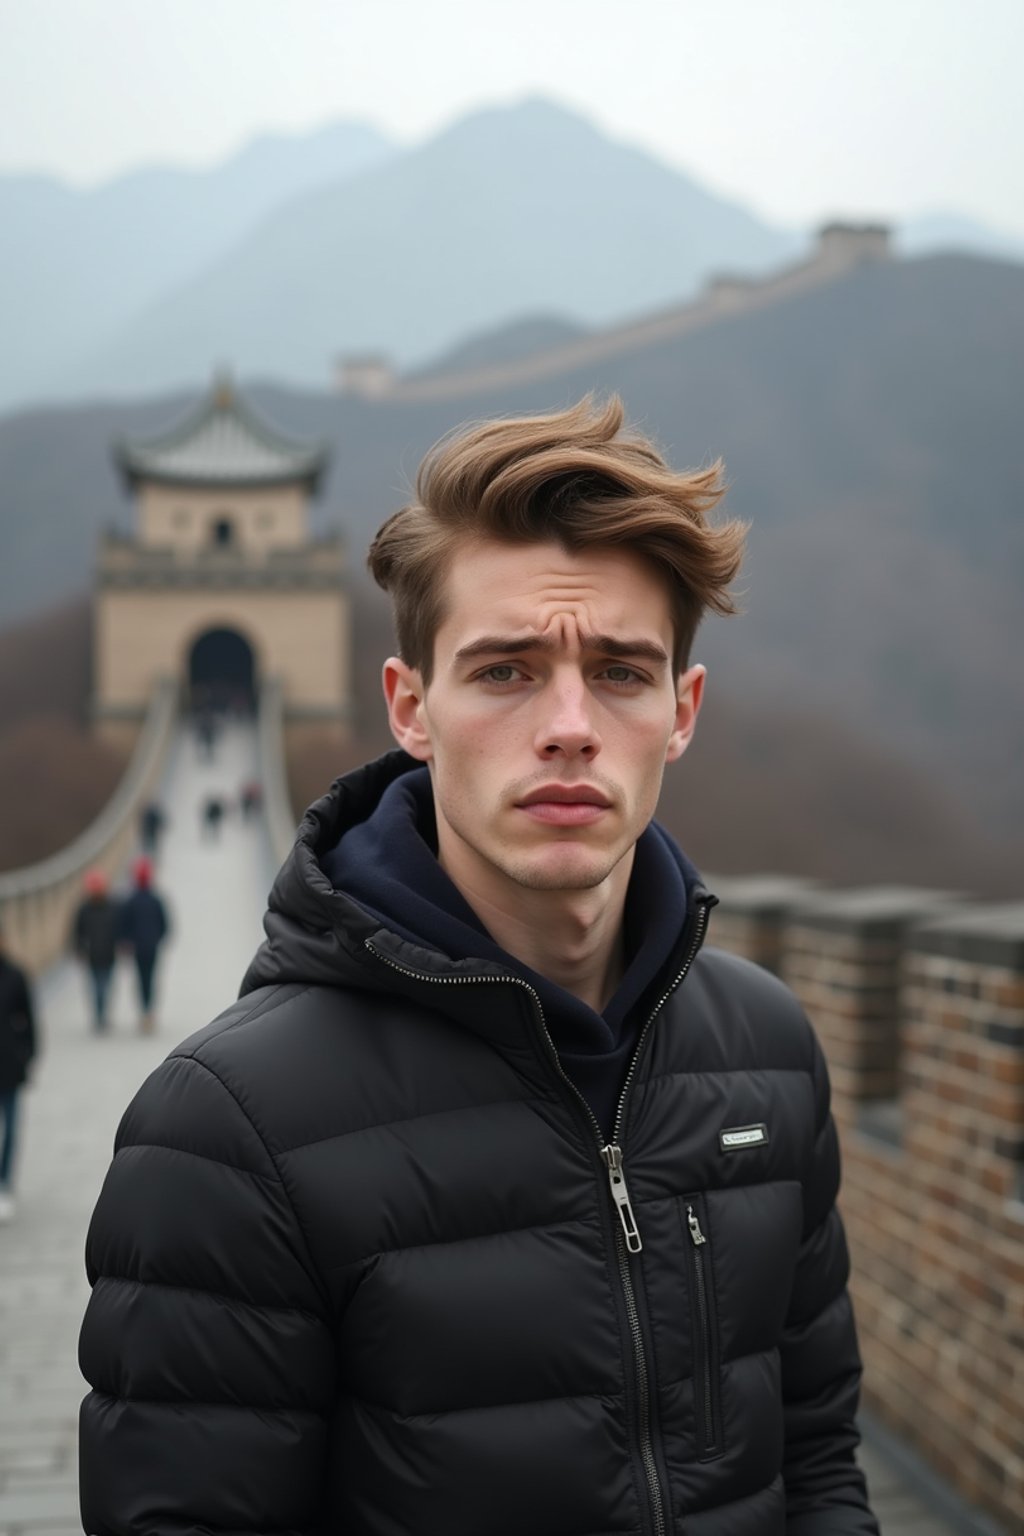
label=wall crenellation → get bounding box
[708,876,1024,1532]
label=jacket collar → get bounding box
[242,751,715,1063]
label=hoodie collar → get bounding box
[242,751,714,1047]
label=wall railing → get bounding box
[0,679,177,971]
[257,677,299,869]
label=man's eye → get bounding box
[602,665,642,685]
[482,664,521,684]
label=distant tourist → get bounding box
[194,711,218,762]
[200,794,226,842]
[138,801,166,854]
[71,869,120,1033]
[239,780,262,821]
[0,919,37,1224]
[118,857,170,1035]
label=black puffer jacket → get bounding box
[73,897,120,970]
[79,753,877,1536]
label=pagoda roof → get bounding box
[114,377,327,493]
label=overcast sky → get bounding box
[2,0,1021,235]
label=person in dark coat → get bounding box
[72,870,120,1033]
[200,794,225,842]
[138,801,166,854]
[79,398,879,1534]
[239,779,262,821]
[118,857,170,1034]
[194,710,218,761]
[0,920,37,1223]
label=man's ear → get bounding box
[382,657,433,761]
[665,663,705,764]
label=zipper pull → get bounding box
[687,1203,707,1246]
[602,1144,643,1253]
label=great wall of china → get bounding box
[336,222,892,403]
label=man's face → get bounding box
[384,537,704,905]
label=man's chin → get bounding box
[503,848,621,893]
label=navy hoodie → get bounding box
[321,765,702,1137]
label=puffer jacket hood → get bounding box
[80,750,879,1536]
[242,751,426,996]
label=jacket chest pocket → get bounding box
[680,1194,723,1462]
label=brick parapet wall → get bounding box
[702,875,821,974]
[782,887,962,1118]
[706,879,1024,1531]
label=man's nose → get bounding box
[535,675,601,759]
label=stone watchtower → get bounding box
[93,377,350,736]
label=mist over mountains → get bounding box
[1,249,1021,878]
[2,95,1021,889]
[3,97,1021,415]
[1,119,396,413]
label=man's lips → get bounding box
[517,786,612,807]
[515,786,613,825]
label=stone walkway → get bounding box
[0,719,274,1534]
[0,720,992,1534]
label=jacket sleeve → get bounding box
[780,1028,879,1535]
[78,1050,336,1535]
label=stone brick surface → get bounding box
[711,884,1024,1534]
[0,722,276,1534]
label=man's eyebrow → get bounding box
[453,634,670,665]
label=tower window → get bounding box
[212,516,234,547]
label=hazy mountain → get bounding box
[1,252,1021,854]
[0,120,396,412]
[66,98,806,399]
[411,314,590,379]
[898,210,1024,262]
[6,95,1022,419]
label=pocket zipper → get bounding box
[686,1200,722,1459]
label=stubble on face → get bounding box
[438,783,635,895]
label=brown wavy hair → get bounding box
[368,395,746,682]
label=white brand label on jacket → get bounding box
[719,1123,769,1150]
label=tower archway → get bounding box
[188,626,256,715]
[95,380,348,733]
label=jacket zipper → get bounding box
[599,897,711,1536]
[685,1200,721,1458]
[365,895,712,1536]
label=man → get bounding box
[71,869,120,1033]
[118,856,170,1034]
[200,791,226,841]
[240,778,263,821]
[0,920,37,1223]
[80,398,878,1534]
[138,800,166,855]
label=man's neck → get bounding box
[439,854,634,1014]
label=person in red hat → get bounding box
[71,870,120,1032]
[118,857,170,1034]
